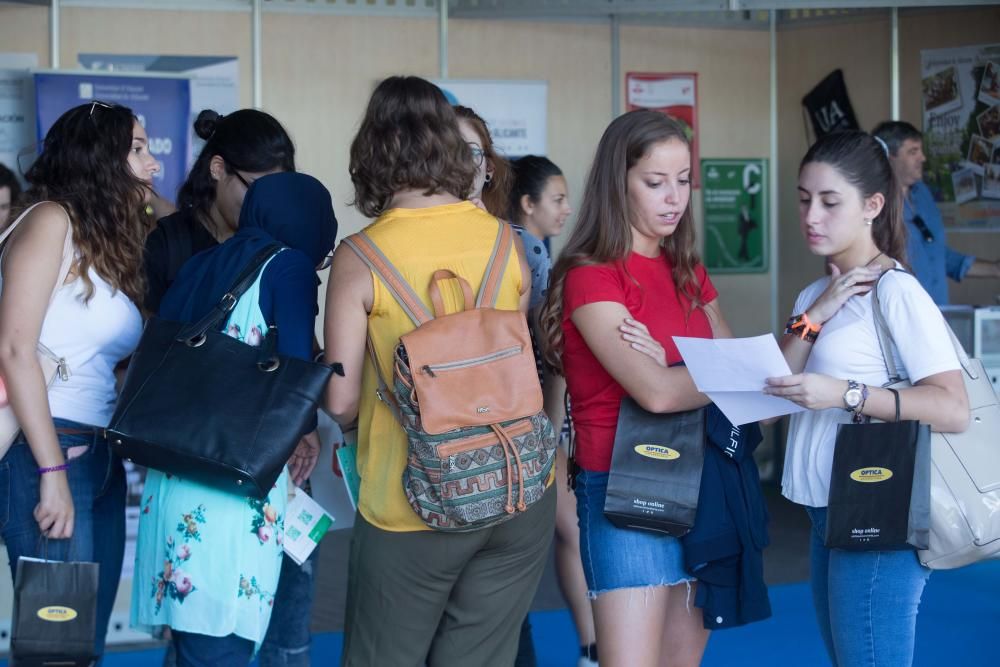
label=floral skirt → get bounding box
[130,467,289,646]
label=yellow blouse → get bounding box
[355,202,524,532]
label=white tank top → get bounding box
[1,262,142,427]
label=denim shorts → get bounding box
[574,469,693,597]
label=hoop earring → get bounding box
[484,173,493,184]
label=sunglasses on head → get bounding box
[88,100,114,117]
[912,215,934,244]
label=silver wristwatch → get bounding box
[843,379,864,412]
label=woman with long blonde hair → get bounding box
[539,110,732,667]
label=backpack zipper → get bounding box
[420,345,522,378]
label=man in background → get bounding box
[873,121,1000,305]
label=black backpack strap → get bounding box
[177,245,282,342]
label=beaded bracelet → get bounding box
[38,463,69,475]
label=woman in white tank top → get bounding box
[0,101,158,660]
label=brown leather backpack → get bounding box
[344,221,556,531]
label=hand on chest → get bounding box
[808,297,889,381]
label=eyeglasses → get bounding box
[467,144,485,167]
[912,215,934,244]
[316,253,334,272]
[233,170,253,190]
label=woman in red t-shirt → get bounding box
[538,110,732,667]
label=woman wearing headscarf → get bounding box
[130,172,337,667]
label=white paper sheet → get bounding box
[283,487,334,566]
[673,334,807,425]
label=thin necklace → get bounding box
[866,250,885,267]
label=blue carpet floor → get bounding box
[7,560,998,666]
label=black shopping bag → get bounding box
[11,556,99,667]
[825,421,931,551]
[604,397,705,536]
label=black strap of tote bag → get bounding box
[107,245,334,498]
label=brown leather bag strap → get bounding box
[342,233,433,327]
[364,334,404,423]
[475,220,514,309]
[428,270,474,318]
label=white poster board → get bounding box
[0,53,39,182]
[920,43,1000,230]
[78,54,239,177]
[433,79,548,158]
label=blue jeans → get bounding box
[173,630,253,667]
[163,548,321,667]
[513,614,537,667]
[258,548,321,666]
[0,418,126,659]
[807,506,931,667]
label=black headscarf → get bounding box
[160,171,337,323]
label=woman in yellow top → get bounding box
[323,76,556,667]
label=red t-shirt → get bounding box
[562,252,718,472]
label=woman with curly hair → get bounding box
[538,110,732,667]
[324,76,554,667]
[0,101,159,659]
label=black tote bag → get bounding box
[11,556,99,667]
[825,420,931,551]
[107,246,333,498]
[604,397,705,536]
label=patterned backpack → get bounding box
[343,222,556,532]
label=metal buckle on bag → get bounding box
[257,358,280,373]
[185,333,207,348]
[220,293,238,311]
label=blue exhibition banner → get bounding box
[33,72,190,203]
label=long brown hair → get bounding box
[539,110,703,374]
[23,102,149,306]
[350,76,475,218]
[800,131,907,264]
[453,105,512,218]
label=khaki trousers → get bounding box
[341,488,556,667]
